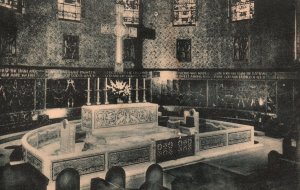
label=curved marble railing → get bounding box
[22,118,254,184]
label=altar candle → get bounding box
[136,78,138,90]
[143,78,145,89]
[97,78,100,90]
[87,78,90,91]
[105,77,107,89]
[129,78,131,87]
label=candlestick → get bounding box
[135,78,139,103]
[87,78,91,106]
[143,78,146,103]
[96,78,100,105]
[105,77,109,104]
[128,78,132,103]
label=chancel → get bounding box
[0,0,300,190]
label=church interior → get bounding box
[0,0,300,189]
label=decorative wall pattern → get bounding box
[228,130,251,145]
[27,151,42,172]
[156,135,194,163]
[199,134,227,150]
[52,154,105,180]
[94,106,157,128]
[108,146,151,168]
[142,0,294,69]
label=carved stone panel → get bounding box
[108,145,151,168]
[81,108,93,129]
[228,130,251,145]
[52,154,105,180]
[94,106,157,128]
[199,134,227,151]
[156,135,195,163]
[27,151,42,172]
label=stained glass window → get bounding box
[231,0,254,22]
[58,0,81,21]
[122,0,139,25]
[173,0,196,26]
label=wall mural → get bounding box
[157,80,206,107]
[153,79,277,113]
[46,79,87,108]
[0,79,34,113]
[209,81,276,113]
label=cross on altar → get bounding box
[101,2,138,73]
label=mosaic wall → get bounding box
[52,154,105,180]
[142,0,294,69]
[108,146,151,168]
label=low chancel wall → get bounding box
[22,119,254,190]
